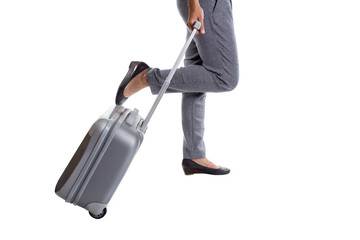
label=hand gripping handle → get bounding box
[193,21,201,31]
[141,21,201,132]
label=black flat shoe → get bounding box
[115,61,150,106]
[182,159,230,175]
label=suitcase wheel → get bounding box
[89,208,107,219]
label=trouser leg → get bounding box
[180,22,207,159]
[145,0,238,159]
[182,92,206,159]
[147,0,239,94]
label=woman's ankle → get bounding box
[124,68,149,98]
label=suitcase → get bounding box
[55,21,201,219]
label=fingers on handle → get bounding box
[188,19,205,35]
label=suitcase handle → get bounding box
[140,21,201,132]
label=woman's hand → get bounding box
[187,0,205,35]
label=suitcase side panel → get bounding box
[55,119,109,201]
[77,121,144,208]
[55,133,91,193]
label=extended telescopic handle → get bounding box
[140,21,201,132]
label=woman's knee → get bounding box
[219,67,239,92]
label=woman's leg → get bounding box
[180,26,207,162]
[122,0,238,169]
[182,92,206,159]
[146,0,238,95]
[125,0,238,97]
[180,0,238,164]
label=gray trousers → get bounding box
[146,0,239,159]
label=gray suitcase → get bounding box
[55,21,201,219]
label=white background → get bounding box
[1,0,359,239]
